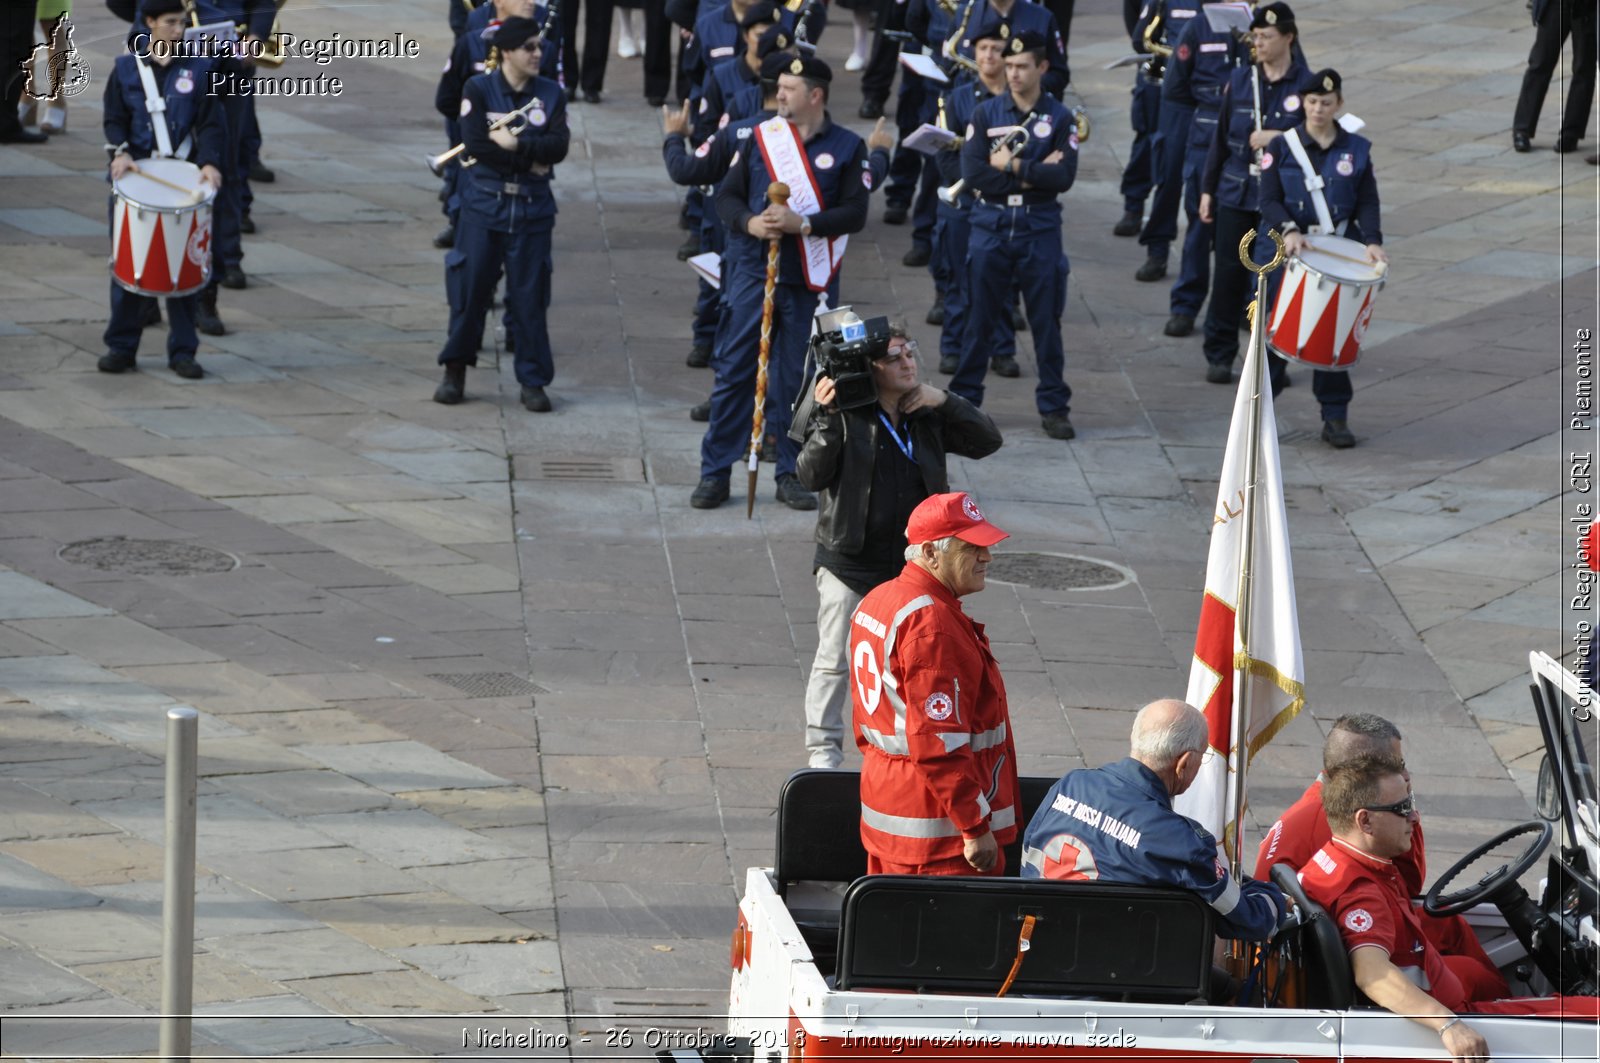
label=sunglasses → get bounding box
[1362,794,1418,818]
[514,39,543,52]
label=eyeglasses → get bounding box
[515,40,543,52]
[1362,794,1418,818]
[874,340,918,365]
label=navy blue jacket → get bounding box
[463,2,564,82]
[1259,125,1381,243]
[458,70,569,230]
[960,90,1078,232]
[104,53,226,168]
[1201,56,1310,212]
[934,75,1005,209]
[950,0,1069,97]
[1021,758,1287,941]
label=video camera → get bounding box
[812,306,892,411]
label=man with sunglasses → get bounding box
[794,328,1001,770]
[1303,756,1600,1060]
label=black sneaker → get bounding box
[775,476,817,510]
[1321,419,1356,448]
[240,212,256,234]
[1135,256,1168,282]
[1010,306,1028,331]
[926,302,945,326]
[1113,210,1142,237]
[97,352,135,374]
[171,358,204,380]
[521,385,552,412]
[433,225,456,249]
[689,400,711,422]
[991,356,1021,378]
[1041,411,1076,440]
[1163,314,1194,337]
[859,97,885,120]
[686,343,711,368]
[433,361,466,404]
[938,353,958,375]
[647,95,666,107]
[1205,362,1233,384]
[902,243,931,268]
[882,203,908,225]
[221,266,247,290]
[248,161,276,183]
[690,476,730,509]
[677,231,702,261]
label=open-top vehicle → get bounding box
[670,652,1599,1062]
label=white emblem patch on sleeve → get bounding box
[460,98,472,117]
[1343,909,1374,933]
[924,691,954,721]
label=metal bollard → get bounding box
[160,707,199,1062]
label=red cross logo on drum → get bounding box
[186,220,211,270]
[852,641,882,715]
[1351,298,1375,345]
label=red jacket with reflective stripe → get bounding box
[851,562,1019,865]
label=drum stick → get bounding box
[128,164,208,204]
[1305,242,1388,276]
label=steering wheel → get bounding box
[1423,820,1552,917]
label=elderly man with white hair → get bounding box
[1020,698,1288,941]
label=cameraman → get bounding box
[795,327,1002,769]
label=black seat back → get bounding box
[837,874,1214,998]
[775,769,868,898]
[1271,862,1354,1010]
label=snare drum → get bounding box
[1266,233,1386,371]
[110,158,216,298]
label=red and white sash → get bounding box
[753,116,846,293]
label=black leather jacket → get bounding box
[795,392,1002,555]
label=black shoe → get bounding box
[926,302,945,326]
[647,95,666,107]
[171,358,204,380]
[1555,136,1580,153]
[1513,131,1531,152]
[140,301,163,327]
[882,203,908,225]
[433,224,455,249]
[859,97,885,120]
[1113,209,1142,237]
[686,343,711,368]
[1205,362,1232,384]
[221,266,247,290]
[938,353,958,375]
[690,476,730,509]
[1135,256,1168,282]
[583,90,602,103]
[248,161,275,183]
[1321,419,1356,448]
[196,292,225,336]
[1164,313,1195,337]
[521,385,552,412]
[775,476,817,510]
[240,212,256,234]
[991,355,1021,378]
[677,231,702,261]
[689,400,711,422]
[98,352,136,374]
[1010,306,1028,331]
[1041,411,1076,440]
[902,243,932,268]
[0,128,48,144]
[433,361,467,404]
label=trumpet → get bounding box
[937,120,1030,204]
[426,97,545,174]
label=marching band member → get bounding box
[1197,0,1306,386]
[691,55,870,511]
[1126,0,1201,284]
[99,0,224,379]
[432,17,570,412]
[1255,68,1384,449]
[950,29,1079,441]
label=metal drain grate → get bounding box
[59,537,239,576]
[986,552,1132,592]
[522,456,645,482]
[427,671,547,698]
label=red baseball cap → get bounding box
[905,492,1009,548]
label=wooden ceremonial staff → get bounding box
[748,181,790,518]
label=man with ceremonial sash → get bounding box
[691,54,869,511]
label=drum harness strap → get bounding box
[1281,127,1343,237]
[132,56,193,161]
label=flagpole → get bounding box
[1228,227,1286,878]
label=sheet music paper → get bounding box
[898,52,951,85]
[688,252,722,290]
[1202,2,1253,33]
[903,123,959,156]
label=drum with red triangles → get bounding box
[109,158,216,299]
[1266,233,1387,371]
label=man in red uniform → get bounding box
[1255,713,1503,992]
[1301,756,1600,1063]
[851,491,1019,876]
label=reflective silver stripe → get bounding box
[1210,871,1242,915]
[861,802,1015,840]
[861,726,909,756]
[939,732,971,753]
[971,722,1007,752]
[876,594,936,758]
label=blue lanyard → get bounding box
[878,410,916,465]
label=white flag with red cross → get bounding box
[1173,336,1307,859]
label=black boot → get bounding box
[433,361,467,404]
[196,289,226,336]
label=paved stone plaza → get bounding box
[0,0,1595,1056]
